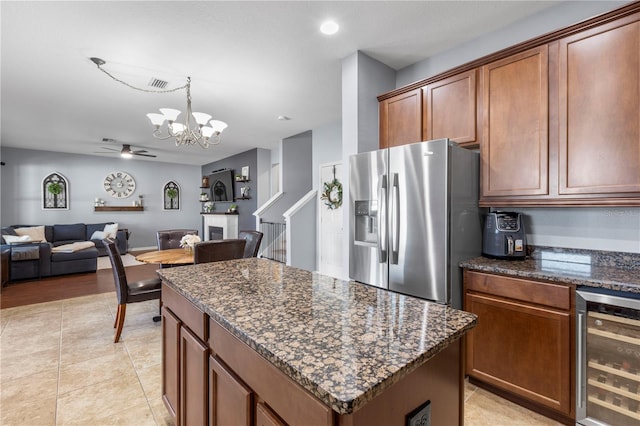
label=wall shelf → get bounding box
[94,206,143,212]
[234,196,251,201]
[235,178,250,183]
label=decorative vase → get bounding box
[184,245,193,253]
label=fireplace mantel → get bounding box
[201,213,239,240]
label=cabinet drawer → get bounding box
[162,283,208,341]
[464,270,570,310]
[210,319,333,426]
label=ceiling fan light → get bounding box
[192,112,212,126]
[209,120,228,133]
[121,152,133,159]
[159,108,181,122]
[146,113,166,126]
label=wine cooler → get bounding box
[577,287,640,426]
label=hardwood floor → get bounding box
[0,262,159,309]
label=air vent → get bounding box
[148,78,169,89]
[101,138,117,144]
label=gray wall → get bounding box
[397,1,630,87]
[201,148,266,232]
[1,147,201,249]
[261,131,313,223]
[312,121,342,189]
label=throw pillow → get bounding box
[90,230,107,240]
[3,235,32,243]
[103,223,119,239]
[14,226,47,242]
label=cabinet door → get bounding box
[209,355,252,426]
[465,291,571,416]
[181,326,209,426]
[481,46,549,198]
[424,69,480,147]
[161,306,180,424]
[379,88,422,149]
[558,14,640,195]
[256,402,286,426]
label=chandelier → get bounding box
[91,57,227,149]
[146,77,227,148]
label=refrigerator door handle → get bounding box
[378,174,387,263]
[390,173,399,265]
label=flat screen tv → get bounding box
[208,169,235,202]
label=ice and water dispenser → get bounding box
[354,200,378,245]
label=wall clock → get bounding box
[103,171,136,198]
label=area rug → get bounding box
[97,254,145,270]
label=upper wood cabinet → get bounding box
[480,45,549,199]
[379,88,422,149]
[423,69,481,148]
[558,13,640,196]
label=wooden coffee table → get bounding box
[135,248,194,265]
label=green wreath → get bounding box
[321,178,343,210]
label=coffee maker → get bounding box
[482,212,527,260]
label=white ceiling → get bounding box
[1,1,560,166]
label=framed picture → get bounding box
[163,181,181,210]
[42,171,69,210]
[241,166,249,180]
[406,400,431,426]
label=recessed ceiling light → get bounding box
[320,20,339,35]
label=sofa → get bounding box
[1,222,128,282]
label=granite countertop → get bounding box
[158,258,477,414]
[460,246,640,295]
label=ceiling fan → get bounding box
[96,144,157,158]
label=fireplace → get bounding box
[201,213,238,241]
[209,226,224,241]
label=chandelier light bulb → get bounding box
[146,113,166,126]
[192,112,212,126]
[159,108,181,122]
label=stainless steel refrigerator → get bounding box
[349,139,483,309]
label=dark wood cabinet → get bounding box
[379,88,422,149]
[377,3,640,206]
[256,402,286,426]
[161,306,180,423]
[423,69,481,148]
[463,270,574,424]
[558,13,640,197]
[209,355,252,426]
[180,326,208,426]
[480,45,549,199]
[162,283,209,426]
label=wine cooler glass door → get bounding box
[577,289,640,426]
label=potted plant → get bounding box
[47,182,63,195]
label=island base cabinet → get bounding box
[181,326,208,426]
[162,283,210,426]
[338,340,463,426]
[161,306,180,423]
[209,355,253,426]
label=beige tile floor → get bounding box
[0,293,561,426]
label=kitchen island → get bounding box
[157,258,477,425]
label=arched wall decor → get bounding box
[42,172,69,210]
[163,181,181,210]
